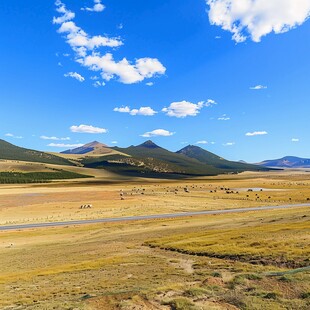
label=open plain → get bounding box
[0,169,309,309]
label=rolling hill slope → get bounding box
[177,145,265,171]
[112,140,220,176]
[0,139,74,166]
[61,141,111,155]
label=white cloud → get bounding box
[223,142,235,146]
[81,0,105,12]
[141,129,175,138]
[291,138,299,142]
[64,71,85,82]
[113,106,130,113]
[70,124,107,134]
[58,21,122,53]
[48,143,84,148]
[250,85,267,90]
[113,106,157,116]
[206,0,310,43]
[40,136,70,141]
[5,133,23,139]
[162,99,216,118]
[54,1,166,85]
[81,53,166,84]
[93,81,105,87]
[196,140,208,144]
[218,114,230,120]
[111,141,118,144]
[117,23,123,29]
[53,0,75,24]
[146,82,154,86]
[205,99,217,106]
[245,131,268,136]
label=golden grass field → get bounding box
[0,167,309,309]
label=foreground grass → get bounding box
[0,206,309,309]
[145,214,310,268]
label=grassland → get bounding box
[0,170,309,309]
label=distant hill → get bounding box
[112,140,221,175]
[0,139,73,166]
[61,141,111,155]
[81,140,271,177]
[0,139,275,178]
[258,156,310,168]
[177,145,264,172]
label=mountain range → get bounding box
[62,140,269,177]
[1,139,307,178]
[258,156,310,168]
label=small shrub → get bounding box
[211,271,222,278]
[264,292,278,299]
[163,297,198,310]
[278,275,293,283]
[243,273,262,280]
[300,292,310,299]
[184,287,207,298]
[221,291,246,309]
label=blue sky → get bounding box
[1,0,309,162]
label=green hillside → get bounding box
[0,139,74,166]
[177,145,267,172]
[112,141,221,176]
[0,170,92,184]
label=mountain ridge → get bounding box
[258,156,310,168]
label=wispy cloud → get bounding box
[53,1,166,84]
[40,136,70,141]
[206,0,310,43]
[162,99,216,118]
[250,85,267,90]
[223,142,235,146]
[114,106,157,116]
[245,131,268,136]
[218,114,230,121]
[146,82,154,86]
[5,133,23,139]
[196,140,208,144]
[64,71,85,82]
[291,138,299,142]
[81,0,105,12]
[93,81,105,87]
[70,124,107,133]
[47,143,84,148]
[141,129,175,138]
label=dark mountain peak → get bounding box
[177,144,220,158]
[178,144,202,152]
[138,140,160,148]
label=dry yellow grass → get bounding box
[0,170,309,309]
[0,169,309,225]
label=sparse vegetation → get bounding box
[0,171,309,309]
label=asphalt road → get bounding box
[0,203,309,231]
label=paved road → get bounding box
[0,203,309,231]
